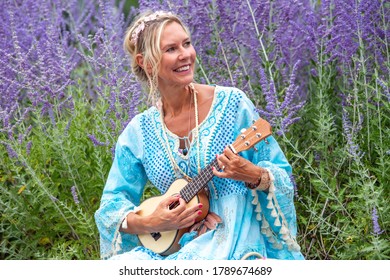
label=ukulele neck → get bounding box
[179,158,219,203]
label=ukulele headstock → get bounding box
[230,118,272,154]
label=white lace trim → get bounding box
[110,206,140,258]
[251,170,301,252]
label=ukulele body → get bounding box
[137,178,209,255]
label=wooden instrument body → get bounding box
[137,178,209,256]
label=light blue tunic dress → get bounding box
[94,85,304,260]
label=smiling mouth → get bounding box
[174,65,190,72]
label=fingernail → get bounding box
[198,211,202,215]
[212,167,215,171]
[216,154,219,158]
[198,204,203,209]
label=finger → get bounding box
[223,146,236,158]
[215,154,226,171]
[157,197,179,213]
[217,153,230,168]
[168,198,187,215]
[180,202,203,218]
[180,211,202,229]
[180,205,203,222]
[212,166,228,178]
[161,194,180,206]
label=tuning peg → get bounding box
[240,128,247,133]
[265,138,269,144]
[253,147,258,152]
[252,119,256,124]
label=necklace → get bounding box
[179,91,192,156]
[160,83,201,181]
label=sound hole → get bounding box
[150,232,161,241]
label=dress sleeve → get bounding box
[94,116,148,259]
[233,90,301,257]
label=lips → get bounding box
[174,65,190,72]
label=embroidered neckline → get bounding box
[160,83,201,181]
[159,85,218,160]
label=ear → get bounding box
[135,54,144,69]
[135,54,152,74]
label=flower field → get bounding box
[0,0,388,259]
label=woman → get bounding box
[95,10,304,260]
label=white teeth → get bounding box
[175,65,190,72]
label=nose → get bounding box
[178,46,190,60]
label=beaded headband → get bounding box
[131,11,171,46]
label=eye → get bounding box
[184,41,191,47]
[166,47,175,53]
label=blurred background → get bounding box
[0,0,388,260]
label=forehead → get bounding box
[160,21,188,45]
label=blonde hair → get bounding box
[123,11,191,104]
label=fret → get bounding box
[179,158,219,203]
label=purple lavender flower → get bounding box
[26,141,33,156]
[88,134,108,147]
[377,78,390,102]
[50,195,59,203]
[289,174,299,197]
[342,108,364,160]
[71,186,80,205]
[2,142,18,159]
[371,207,384,236]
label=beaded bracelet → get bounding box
[245,169,271,191]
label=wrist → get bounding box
[245,168,271,191]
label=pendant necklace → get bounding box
[160,83,201,181]
[178,93,192,156]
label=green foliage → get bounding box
[277,40,390,260]
[0,86,115,260]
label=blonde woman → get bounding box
[95,10,304,260]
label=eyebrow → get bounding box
[161,37,190,50]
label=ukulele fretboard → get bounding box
[180,158,219,202]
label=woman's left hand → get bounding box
[212,146,261,185]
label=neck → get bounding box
[160,84,192,118]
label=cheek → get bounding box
[191,47,196,60]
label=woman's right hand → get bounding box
[148,194,203,232]
[122,195,203,234]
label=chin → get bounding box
[175,76,194,86]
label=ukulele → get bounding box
[137,118,272,255]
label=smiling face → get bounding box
[158,21,196,90]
